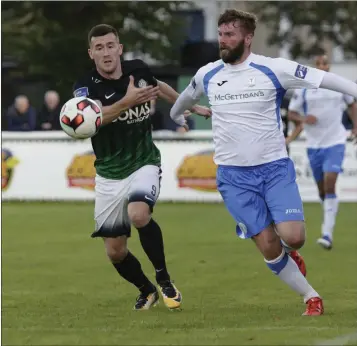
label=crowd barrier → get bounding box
[2,131,356,202]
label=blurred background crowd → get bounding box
[2,1,357,132]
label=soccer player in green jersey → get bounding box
[73,24,211,310]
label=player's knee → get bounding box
[128,202,151,228]
[105,244,128,262]
[104,237,128,262]
[288,237,305,250]
[285,224,306,249]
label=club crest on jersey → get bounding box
[73,87,89,97]
[138,79,147,88]
[248,77,255,87]
[295,65,308,79]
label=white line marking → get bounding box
[315,332,357,346]
[2,326,335,332]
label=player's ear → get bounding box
[118,44,123,56]
[88,48,94,60]
[245,33,253,47]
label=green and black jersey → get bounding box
[73,59,161,179]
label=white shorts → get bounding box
[92,165,161,238]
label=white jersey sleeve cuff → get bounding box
[320,72,357,98]
[170,87,198,126]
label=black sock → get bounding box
[112,251,154,294]
[137,219,170,283]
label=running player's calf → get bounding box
[253,225,323,316]
[103,236,158,310]
[128,202,170,282]
[317,172,339,250]
[128,202,182,310]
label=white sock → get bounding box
[322,194,339,239]
[265,249,320,303]
[280,239,294,254]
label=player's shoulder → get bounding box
[74,69,98,85]
[122,59,150,73]
[250,53,287,69]
[195,59,224,80]
[73,70,98,96]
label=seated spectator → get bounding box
[6,95,36,131]
[37,90,62,130]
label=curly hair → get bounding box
[218,9,257,35]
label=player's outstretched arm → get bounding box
[157,80,211,118]
[320,73,357,99]
[273,58,357,99]
[170,70,207,128]
[97,76,160,125]
[170,87,200,128]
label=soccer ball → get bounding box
[60,97,102,139]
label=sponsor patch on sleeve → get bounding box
[73,87,89,97]
[294,65,308,79]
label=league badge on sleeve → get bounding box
[73,87,89,98]
[295,65,308,79]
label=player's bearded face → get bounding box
[219,39,245,63]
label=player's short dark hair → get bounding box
[218,9,257,35]
[88,24,119,46]
[314,47,327,57]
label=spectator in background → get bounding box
[37,90,62,130]
[6,95,36,131]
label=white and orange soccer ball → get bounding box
[59,97,102,139]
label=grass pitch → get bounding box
[2,202,357,345]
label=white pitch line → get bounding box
[1,326,336,332]
[315,332,357,346]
